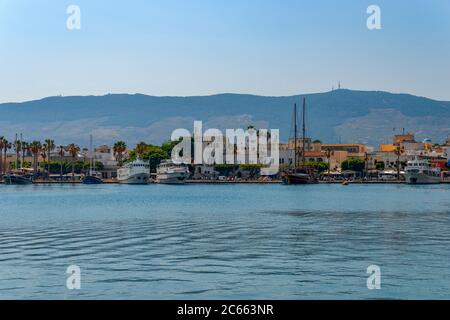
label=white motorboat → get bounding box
[117,159,150,184]
[156,160,189,184]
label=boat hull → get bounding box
[118,173,150,184]
[405,172,441,184]
[81,176,104,184]
[156,174,187,184]
[282,172,318,185]
[3,175,33,185]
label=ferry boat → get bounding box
[156,160,190,184]
[117,159,150,184]
[405,158,441,184]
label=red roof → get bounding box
[305,151,325,157]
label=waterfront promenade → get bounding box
[2,178,450,184]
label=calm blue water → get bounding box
[0,183,449,299]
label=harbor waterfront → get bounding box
[0,183,449,299]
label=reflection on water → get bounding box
[0,183,449,299]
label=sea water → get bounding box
[0,183,449,299]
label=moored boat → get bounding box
[282,98,318,185]
[82,135,104,184]
[405,158,441,184]
[156,160,190,184]
[282,169,318,184]
[117,159,150,184]
[81,173,103,184]
[3,174,33,185]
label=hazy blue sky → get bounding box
[1,0,449,102]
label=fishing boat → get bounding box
[81,135,104,184]
[282,98,318,185]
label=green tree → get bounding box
[215,164,234,176]
[240,164,266,178]
[44,139,55,175]
[375,161,385,170]
[135,142,148,159]
[29,141,42,175]
[305,161,328,173]
[67,143,80,178]
[113,141,127,165]
[341,157,365,172]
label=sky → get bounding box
[0,0,449,103]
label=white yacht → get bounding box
[405,158,441,184]
[156,160,190,184]
[117,159,150,184]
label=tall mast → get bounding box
[15,133,18,171]
[294,103,297,168]
[20,133,23,169]
[89,134,93,174]
[302,97,306,166]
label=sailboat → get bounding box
[3,133,34,185]
[81,135,103,184]
[282,98,318,185]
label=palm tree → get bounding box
[29,141,42,176]
[2,139,12,175]
[41,144,47,177]
[135,142,147,159]
[325,148,333,176]
[44,139,55,176]
[67,143,80,178]
[0,137,5,176]
[57,145,66,180]
[21,141,29,168]
[14,139,22,170]
[113,141,127,164]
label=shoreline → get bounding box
[2,179,450,185]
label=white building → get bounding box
[93,145,119,178]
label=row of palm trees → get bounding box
[0,136,129,179]
[0,136,83,179]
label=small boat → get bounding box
[405,157,441,184]
[342,180,349,186]
[156,160,190,184]
[82,135,104,184]
[81,173,103,184]
[117,159,150,184]
[3,174,33,185]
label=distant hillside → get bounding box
[1,89,449,147]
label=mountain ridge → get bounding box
[1,89,449,147]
